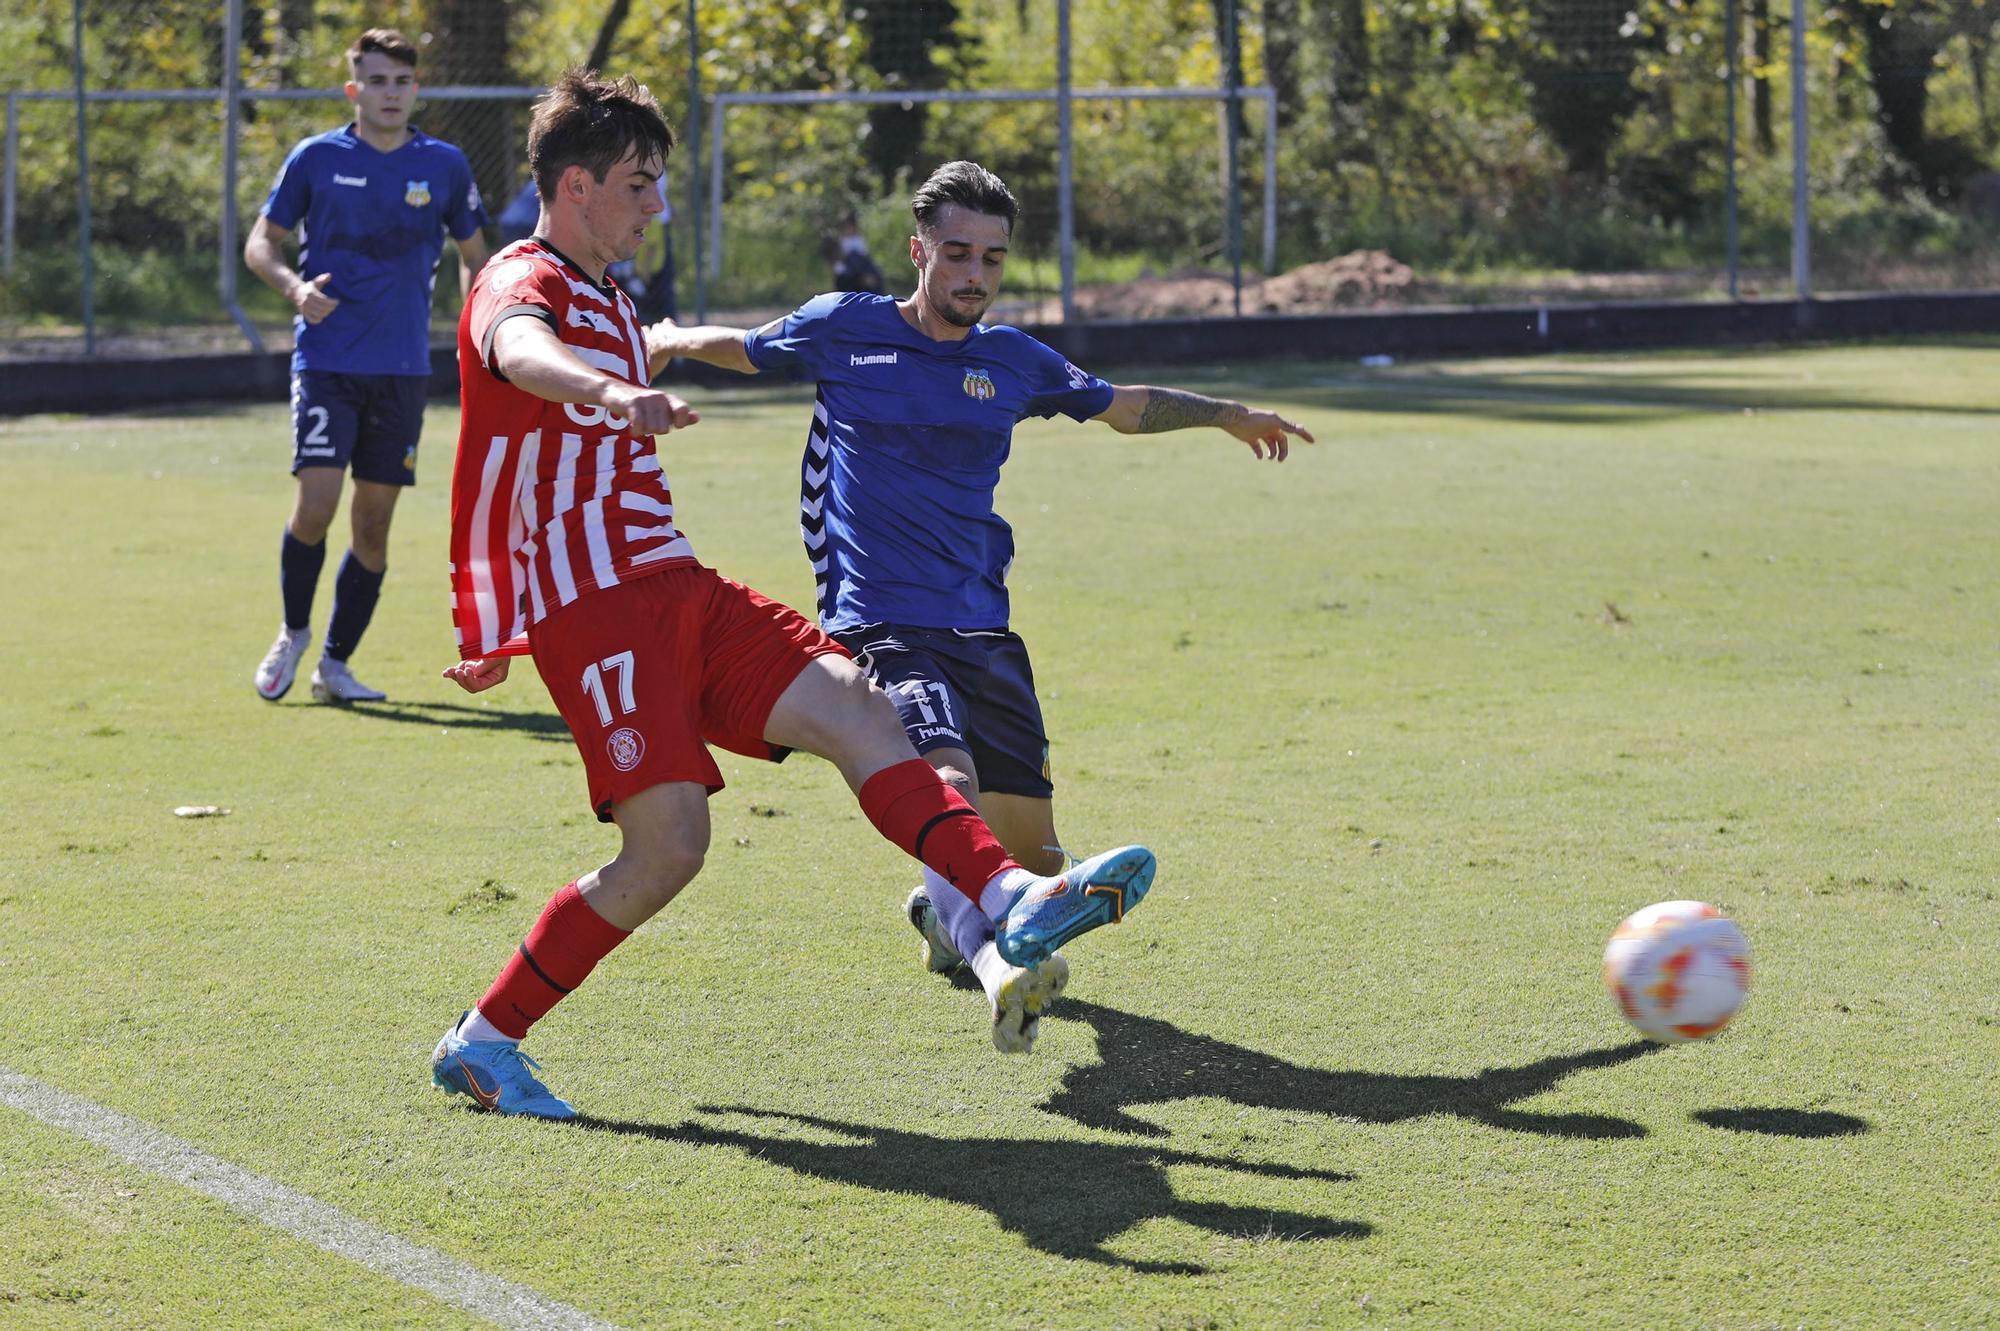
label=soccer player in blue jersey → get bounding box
[645,160,1311,1049]
[248,27,491,704]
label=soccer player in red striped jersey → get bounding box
[429,70,1158,1119]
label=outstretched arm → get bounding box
[1093,384,1314,461]
[493,316,700,436]
[645,319,758,379]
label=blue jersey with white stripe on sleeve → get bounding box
[263,124,488,377]
[744,292,1115,633]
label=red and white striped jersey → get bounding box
[448,238,697,659]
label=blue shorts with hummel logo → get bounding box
[289,370,428,486]
[832,624,1054,799]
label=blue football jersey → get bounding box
[262,125,488,376]
[745,292,1115,633]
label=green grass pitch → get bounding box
[1,340,1996,1328]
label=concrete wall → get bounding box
[3,291,1996,416]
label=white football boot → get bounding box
[253,624,313,701]
[310,656,386,703]
[980,943,1069,1054]
[905,885,965,974]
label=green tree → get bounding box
[851,0,966,187]
[1521,0,1644,176]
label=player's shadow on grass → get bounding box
[1039,997,1660,1139]
[570,1105,1369,1274]
[1296,368,2000,425]
[1691,1106,1871,1137]
[320,699,573,741]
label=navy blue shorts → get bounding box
[289,370,428,486]
[833,625,1054,799]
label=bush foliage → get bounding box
[1,0,1994,322]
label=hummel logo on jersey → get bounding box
[333,173,367,187]
[567,305,620,336]
[962,367,997,400]
[850,352,898,366]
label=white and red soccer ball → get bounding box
[1603,900,1751,1042]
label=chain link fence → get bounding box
[3,0,1996,359]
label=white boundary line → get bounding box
[0,1065,620,1331]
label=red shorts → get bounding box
[528,563,847,821]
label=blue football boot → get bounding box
[994,845,1156,969]
[430,1013,576,1120]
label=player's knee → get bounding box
[628,846,706,908]
[618,824,708,904]
[859,677,908,734]
[821,662,901,742]
[351,528,391,567]
[930,761,975,803]
[288,503,335,544]
[1018,844,1066,876]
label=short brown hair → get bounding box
[528,68,675,202]
[912,161,1018,235]
[347,28,418,76]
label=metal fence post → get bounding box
[1058,0,1075,323]
[220,0,264,352]
[1790,0,1810,302]
[1262,90,1277,276]
[1222,0,1243,317]
[687,0,705,323]
[707,97,724,282]
[72,0,94,355]
[4,93,17,279]
[1726,0,1739,299]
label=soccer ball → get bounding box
[1603,900,1751,1043]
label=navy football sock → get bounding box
[280,529,326,631]
[323,551,385,662]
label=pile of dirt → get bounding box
[1253,250,1423,311]
[1068,249,1424,320]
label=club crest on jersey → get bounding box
[607,727,646,772]
[404,179,432,208]
[962,367,996,401]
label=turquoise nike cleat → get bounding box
[430,1013,576,1120]
[994,844,1156,970]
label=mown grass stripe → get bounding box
[0,1065,620,1331]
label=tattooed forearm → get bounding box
[1135,387,1244,433]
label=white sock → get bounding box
[968,941,1013,1006]
[978,866,1038,922]
[458,1009,515,1045]
[924,866,993,962]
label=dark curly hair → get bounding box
[528,68,675,202]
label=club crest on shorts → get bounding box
[962,367,996,401]
[607,726,646,772]
[404,179,432,208]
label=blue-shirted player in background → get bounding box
[647,161,1311,1051]
[248,27,490,703]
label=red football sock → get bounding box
[858,758,1021,904]
[475,881,632,1040]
